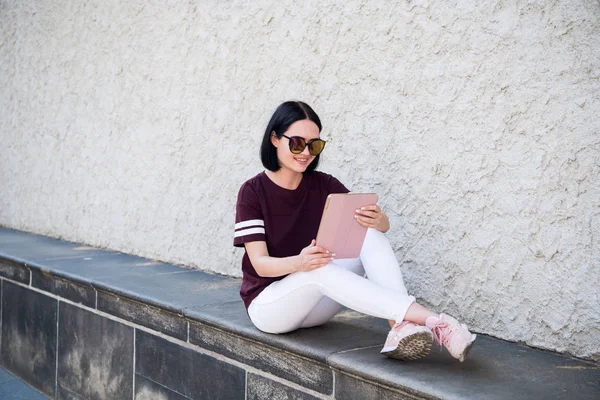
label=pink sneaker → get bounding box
[381,321,433,361]
[426,314,477,362]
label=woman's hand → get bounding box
[294,240,334,272]
[355,204,390,233]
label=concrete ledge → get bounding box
[0,226,598,399]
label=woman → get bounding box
[233,101,476,361]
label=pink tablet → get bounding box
[315,193,379,258]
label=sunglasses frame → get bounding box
[281,134,326,156]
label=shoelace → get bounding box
[430,321,457,348]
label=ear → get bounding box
[270,131,279,148]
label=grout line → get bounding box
[245,370,248,400]
[187,321,190,343]
[95,290,98,309]
[136,375,195,400]
[0,279,3,362]
[332,370,335,398]
[55,299,59,399]
[57,383,87,398]
[330,344,381,356]
[132,328,136,399]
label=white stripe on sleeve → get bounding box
[235,219,265,230]
[234,227,266,238]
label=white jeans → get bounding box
[248,228,415,334]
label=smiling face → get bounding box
[271,119,321,174]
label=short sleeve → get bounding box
[327,175,350,195]
[234,182,266,247]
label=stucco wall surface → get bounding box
[1,0,599,361]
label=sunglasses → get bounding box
[281,135,326,156]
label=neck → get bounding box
[265,168,303,190]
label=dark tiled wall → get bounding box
[136,330,246,399]
[334,371,412,400]
[134,374,190,400]
[0,278,327,400]
[189,321,333,394]
[1,281,57,397]
[97,291,188,340]
[247,373,322,400]
[32,270,96,308]
[57,302,134,399]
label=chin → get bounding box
[296,162,313,173]
[289,166,307,174]
[284,158,313,173]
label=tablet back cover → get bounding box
[316,193,378,258]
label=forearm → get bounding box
[245,239,332,277]
[252,254,299,278]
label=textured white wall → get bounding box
[1,0,599,361]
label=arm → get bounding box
[354,204,390,233]
[244,240,334,278]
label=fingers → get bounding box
[355,210,377,218]
[354,213,380,227]
[304,240,333,255]
[355,204,381,228]
[308,256,333,270]
[355,217,375,228]
[300,250,335,271]
[355,205,380,219]
[308,252,335,263]
[304,245,328,255]
[358,204,380,212]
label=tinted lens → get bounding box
[308,139,326,155]
[288,136,307,154]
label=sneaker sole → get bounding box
[458,334,477,362]
[382,331,433,361]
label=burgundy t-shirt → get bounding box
[233,171,350,309]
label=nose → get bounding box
[300,144,311,156]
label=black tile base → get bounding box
[135,374,190,400]
[56,383,87,400]
[31,270,96,308]
[57,302,134,400]
[98,291,187,340]
[0,260,29,284]
[136,330,245,400]
[334,372,415,400]
[0,281,57,397]
[247,373,321,400]
[189,321,333,395]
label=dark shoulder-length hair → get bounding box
[260,101,323,173]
